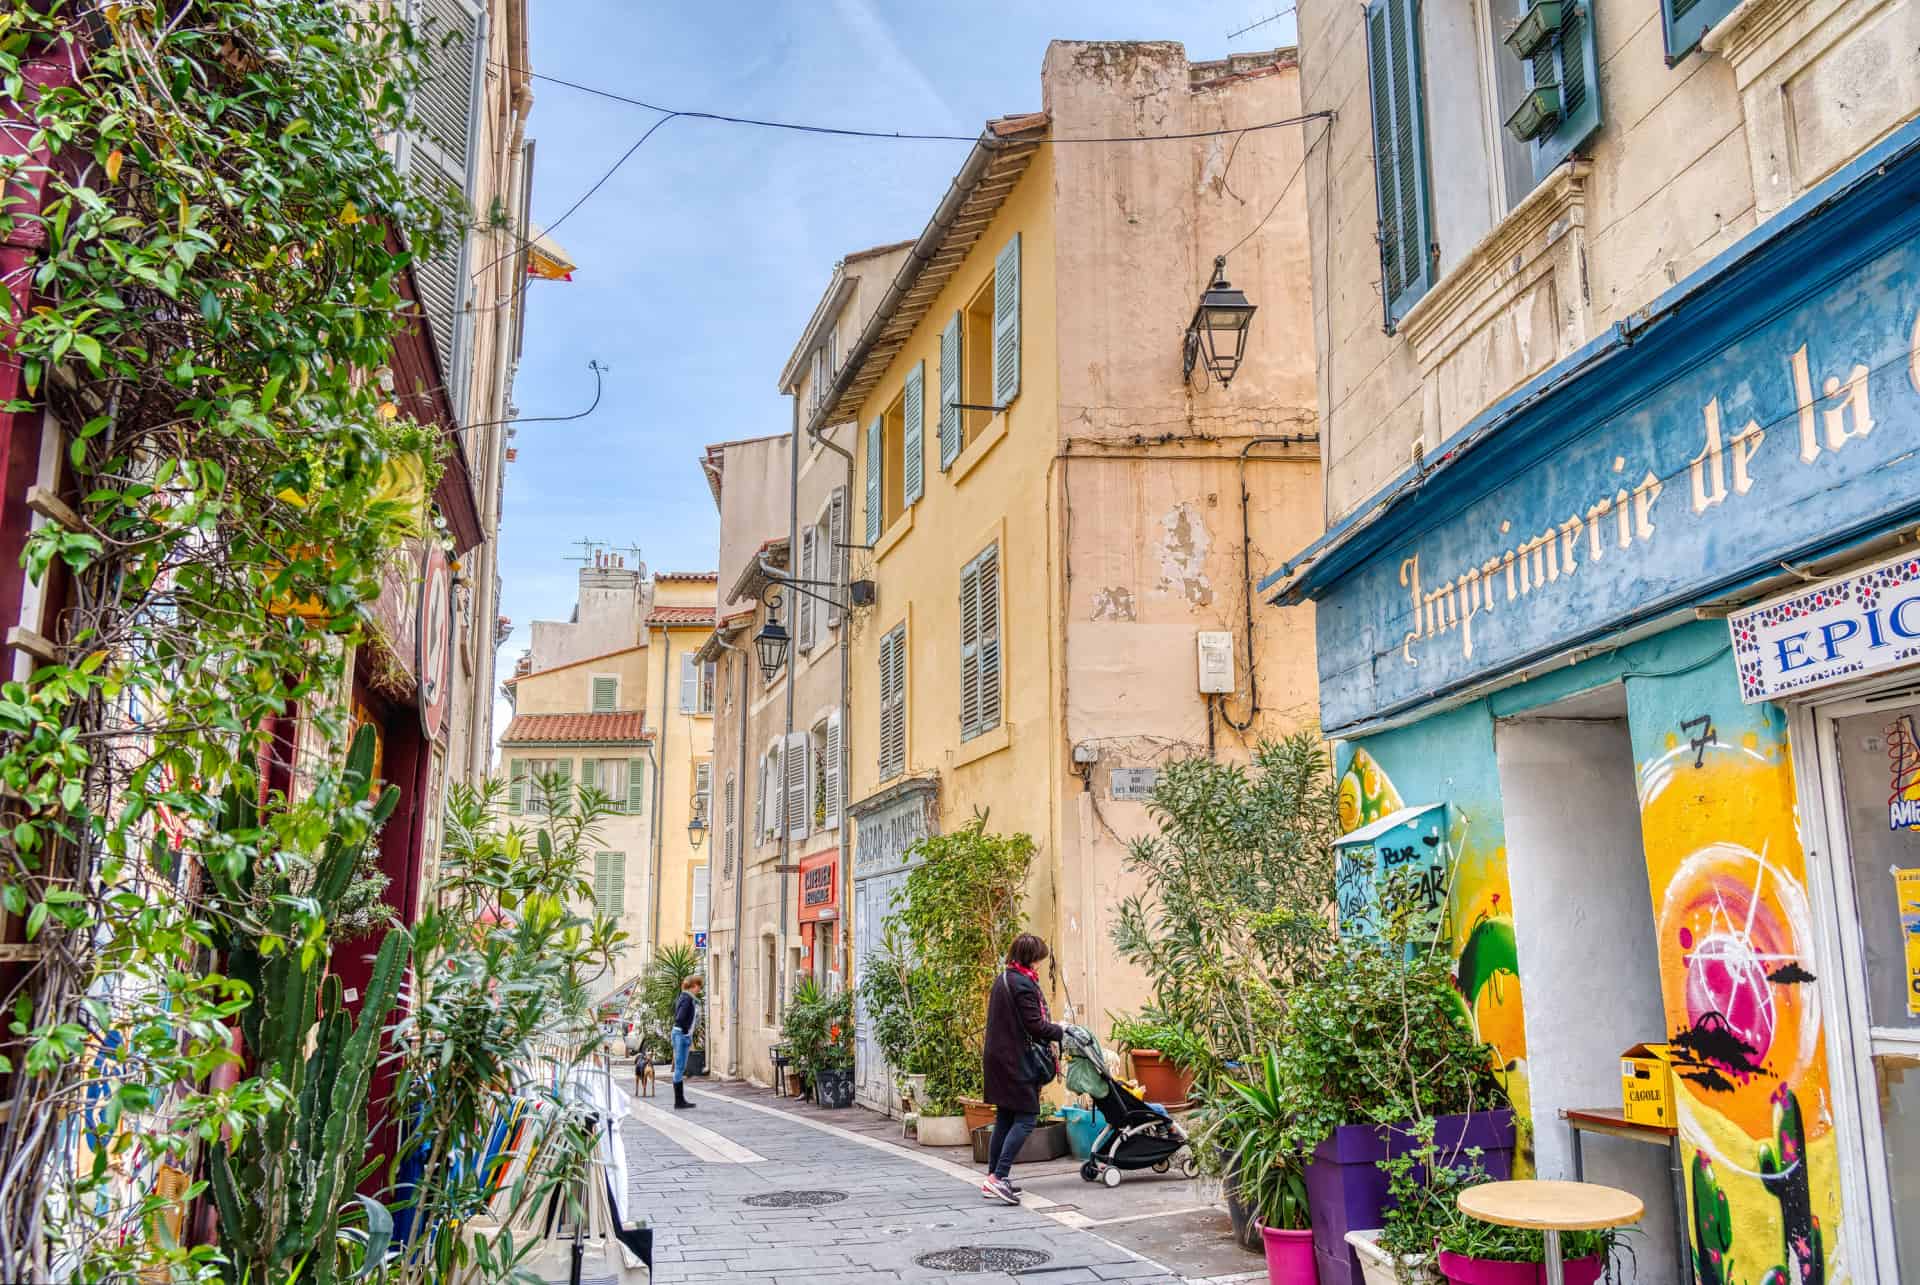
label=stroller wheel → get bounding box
[1080,1160,1099,1183]
[1180,1154,1199,1180]
[1102,1166,1122,1188]
[1152,1160,1170,1174]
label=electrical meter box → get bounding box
[1197,630,1235,694]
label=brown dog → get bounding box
[633,1043,657,1098]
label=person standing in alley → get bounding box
[980,933,1062,1205]
[672,974,702,1109]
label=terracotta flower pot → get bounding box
[1435,1251,1604,1285]
[1258,1224,1319,1284]
[1128,1049,1194,1104]
[960,1097,997,1132]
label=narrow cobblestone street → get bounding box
[606,1082,1265,1284]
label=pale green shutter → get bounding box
[1366,0,1435,326]
[1524,0,1603,177]
[1661,0,1736,62]
[864,416,882,543]
[553,759,572,810]
[992,233,1021,407]
[939,311,962,468]
[976,544,1002,734]
[591,676,617,712]
[509,759,526,814]
[628,758,646,814]
[581,758,598,807]
[959,556,982,738]
[902,361,925,505]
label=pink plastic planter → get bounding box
[1436,1251,1604,1285]
[1259,1224,1320,1284]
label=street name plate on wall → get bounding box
[1110,768,1158,801]
[1729,550,1920,702]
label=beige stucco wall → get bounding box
[510,645,648,716]
[714,438,790,610]
[1299,0,1920,524]
[645,613,716,956]
[526,561,649,673]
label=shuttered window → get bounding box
[403,0,487,422]
[864,416,883,544]
[785,731,809,842]
[992,234,1021,407]
[691,865,710,931]
[526,757,570,815]
[823,710,843,830]
[679,654,698,712]
[627,758,647,815]
[902,360,926,506]
[509,758,527,813]
[693,761,712,828]
[1661,0,1737,62]
[593,850,625,917]
[938,312,963,469]
[826,487,847,629]
[699,659,716,713]
[1365,0,1435,327]
[765,743,785,837]
[1519,0,1603,178]
[878,624,907,780]
[591,676,617,712]
[797,525,817,653]
[723,772,737,877]
[583,759,626,809]
[959,544,1004,741]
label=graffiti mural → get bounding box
[1627,661,1842,1284]
[1337,708,1531,1130]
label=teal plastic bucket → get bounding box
[1062,1106,1099,1160]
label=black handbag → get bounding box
[1000,974,1057,1084]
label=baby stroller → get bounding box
[1060,1025,1197,1187]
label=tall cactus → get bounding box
[1758,1086,1825,1285]
[1690,1152,1735,1285]
[205,725,412,1284]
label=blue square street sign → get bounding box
[693,931,708,951]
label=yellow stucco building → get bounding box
[642,573,718,955]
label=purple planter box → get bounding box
[1303,1109,1516,1285]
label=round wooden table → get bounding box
[1456,1180,1644,1285]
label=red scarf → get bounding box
[1006,960,1049,1022]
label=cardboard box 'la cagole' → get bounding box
[1620,1042,1676,1127]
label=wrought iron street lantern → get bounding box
[755,618,790,683]
[687,812,707,849]
[1184,255,1258,387]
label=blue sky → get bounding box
[499,0,1300,685]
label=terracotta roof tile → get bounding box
[500,712,651,745]
[647,604,717,626]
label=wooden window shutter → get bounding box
[879,625,907,780]
[723,772,737,877]
[785,731,809,842]
[827,487,847,628]
[976,544,1003,734]
[403,0,488,422]
[1661,0,1737,63]
[509,758,526,814]
[992,233,1021,407]
[797,526,816,652]
[628,757,647,815]
[824,710,843,829]
[768,744,785,834]
[1365,0,1435,327]
[594,850,625,917]
[1527,0,1604,176]
[755,754,767,838]
[864,416,883,543]
[902,361,925,505]
[959,554,982,738]
[580,758,598,806]
[553,759,572,810]
[679,654,697,712]
[939,311,962,469]
[691,865,710,931]
[591,676,617,712]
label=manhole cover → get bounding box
[741,1189,848,1208]
[913,1246,1053,1273]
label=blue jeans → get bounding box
[986,1107,1037,1180]
[671,1029,691,1084]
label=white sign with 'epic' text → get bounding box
[1730,551,1920,703]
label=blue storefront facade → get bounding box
[1269,122,1920,1283]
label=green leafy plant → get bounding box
[1207,1050,1310,1232]
[639,942,704,1057]
[1112,734,1340,1094]
[1108,1011,1212,1077]
[781,977,854,1089]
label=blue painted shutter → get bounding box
[1529,0,1603,177]
[938,311,962,469]
[903,361,925,505]
[992,233,1020,407]
[1661,0,1737,63]
[864,415,882,543]
[1365,0,1435,326]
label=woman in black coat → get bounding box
[979,933,1063,1205]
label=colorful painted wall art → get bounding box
[1626,657,1842,1284]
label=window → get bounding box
[1364,0,1602,325]
[939,237,1020,470]
[758,741,785,840]
[700,659,715,713]
[590,675,618,712]
[797,524,818,654]
[581,758,626,810]
[881,392,905,529]
[627,757,647,815]
[679,654,697,712]
[811,712,842,830]
[959,544,1003,741]
[826,487,847,628]
[784,730,810,842]
[762,935,778,1026]
[593,850,625,917]
[878,624,907,780]
[692,761,712,828]
[690,864,709,931]
[513,757,571,815]
[723,771,737,877]
[1662,0,1739,63]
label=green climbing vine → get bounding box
[0,1,467,1279]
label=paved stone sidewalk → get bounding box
[617,1083,1195,1284]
